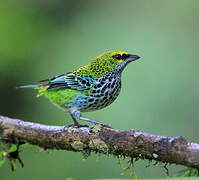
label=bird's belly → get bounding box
[44,78,121,112]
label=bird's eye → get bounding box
[121,53,129,59]
[112,54,122,60]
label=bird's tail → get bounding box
[16,84,41,89]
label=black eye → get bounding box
[112,54,122,60]
[121,54,129,59]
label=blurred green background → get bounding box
[0,0,199,179]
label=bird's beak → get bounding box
[125,54,141,62]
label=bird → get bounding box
[18,51,140,127]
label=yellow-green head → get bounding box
[74,50,140,78]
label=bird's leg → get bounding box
[70,110,111,128]
[67,110,88,128]
[63,111,81,129]
[71,115,80,127]
[79,116,112,128]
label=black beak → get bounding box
[125,54,140,62]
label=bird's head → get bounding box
[75,51,140,78]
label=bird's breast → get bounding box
[80,73,122,112]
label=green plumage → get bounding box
[37,87,79,107]
[19,50,140,126]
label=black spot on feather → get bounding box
[47,83,68,90]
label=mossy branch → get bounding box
[0,114,199,169]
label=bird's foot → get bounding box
[63,123,89,130]
[70,110,112,129]
[79,117,112,128]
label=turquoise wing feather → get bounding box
[47,73,94,91]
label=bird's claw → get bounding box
[64,123,89,130]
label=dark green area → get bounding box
[0,0,199,180]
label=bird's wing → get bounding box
[38,72,72,83]
[42,73,94,91]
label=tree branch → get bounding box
[0,115,199,169]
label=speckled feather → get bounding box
[37,51,127,111]
[20,50,140,126]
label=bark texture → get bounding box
[0,115,199,169]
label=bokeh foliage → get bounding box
[0,0,199,180]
